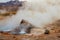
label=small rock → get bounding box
[44,30,50,34]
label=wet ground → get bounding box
[0,20,60,40]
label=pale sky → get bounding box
[0,0,10,2]
[0,0,26,3]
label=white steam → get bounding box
[0,0,60,31]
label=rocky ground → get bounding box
[0,20,60,40]
[0,0,60,40]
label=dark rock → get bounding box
[0,0,23,7]
[44,30,50,34]
[57,36,60,38]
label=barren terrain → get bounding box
[0,19,60,40]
